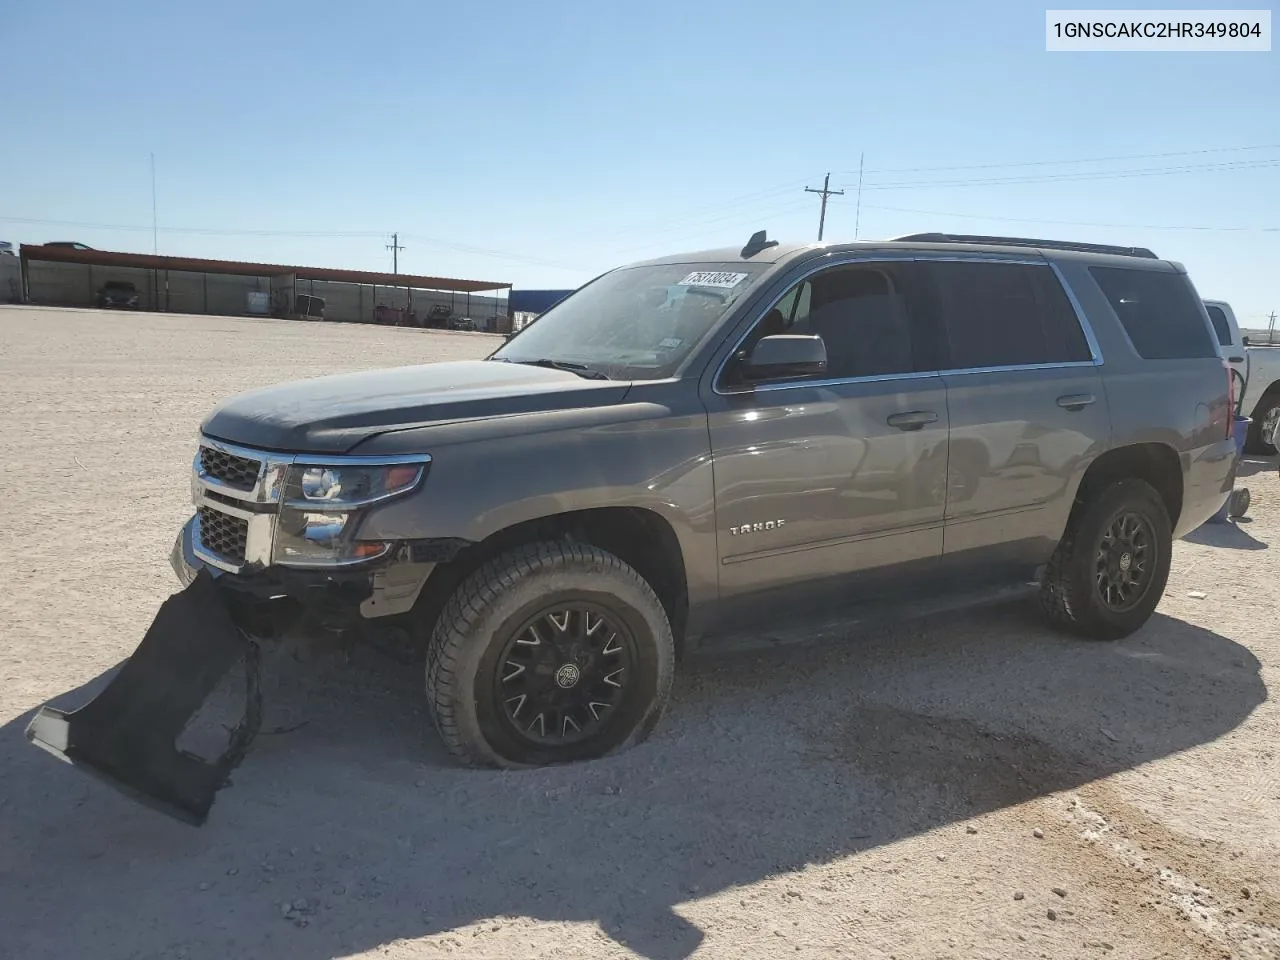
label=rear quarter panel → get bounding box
[1053,257,1234,536]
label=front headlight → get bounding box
[272,458,428,567]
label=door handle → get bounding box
[1228,356,1245,363]
[1057,393,1097,411]
[886,410,938,431]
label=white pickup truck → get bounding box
[1203,300,1280,454]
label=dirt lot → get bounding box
[1,306,1277,960]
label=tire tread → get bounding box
[1039,478,1171,642]
[425,540,673,766]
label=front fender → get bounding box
[352,393,719,613]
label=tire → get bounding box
[1228,487,1251,520]
[424,540,675,767]
[1039,478,1172,641]
[1245,390,1280,456]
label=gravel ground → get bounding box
[1,306,1277,960]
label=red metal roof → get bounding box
[20,244,510,293]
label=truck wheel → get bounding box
[425,541,675,767]
[1245,390,1280,456]
[1039,478,1172,641]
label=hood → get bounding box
[200,360,631,454]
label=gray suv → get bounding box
[27,231,1239,823]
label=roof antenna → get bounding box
[741,230,779,258]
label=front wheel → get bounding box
[425,541,675,767]
[1040,478,1172,641]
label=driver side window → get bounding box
[734,263,918,383]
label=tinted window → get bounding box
[1089,267,1217,360]
[1205,304,1233,347]
[929,261,1090,369]
[1029,268,1093,362]
[740,264,917,380]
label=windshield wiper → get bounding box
[503,358,611,380]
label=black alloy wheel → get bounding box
[424,540,675,767]
[1094,511,1156,613]
[1039,478,1172,641]
[493,603,635,746]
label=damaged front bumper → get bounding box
[25,570,261,826]
[25,518,443,826]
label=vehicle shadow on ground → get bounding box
[1237,456,1276,479]
[0,604,1267,960]
[1183,519,1269,550]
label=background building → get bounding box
[17,244,512,329]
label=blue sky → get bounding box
[3,0,1277,324]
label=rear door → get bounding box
[922,257,1112,576]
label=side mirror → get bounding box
[1242,335,1250,346]
[740,334,827,382]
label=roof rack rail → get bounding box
[891,232,1158,260]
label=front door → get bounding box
[702,258,949,630]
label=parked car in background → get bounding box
[0,240,16,256]
[95,280,140,309]
[424,304,453,329]
[1202,299,1280,454]
[450,316,476,331]
[44,241,94,250]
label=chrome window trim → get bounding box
[728,370,943,395]
[940,361,1097,377]
[1047,261,1105,365]
[191,438,432,573]
[711,253,1106,396]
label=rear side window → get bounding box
[1089,267,1217,360]
[928,261,1093,369]
[1205,304,1233,347]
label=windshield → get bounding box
[491,262,766,380]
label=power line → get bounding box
[854,158,1280,192]
[805,173,844,241]
[0,215,385,238]
[854,201,1280,233]
[847,142,1280,175]
[0,215,590,274]
[398,234,587,272]
[596,197,814,260]
[589,177,817,243]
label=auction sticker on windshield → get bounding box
[678,271,748,289]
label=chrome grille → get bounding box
[197,506,249,565]
[199,445,261,492]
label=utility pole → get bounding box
[853,153,865,240]
[804,173,844,242]
[386,233,405,274]
[1268,311,1277,345]
[150,153,158,255]
[150,152,160,310]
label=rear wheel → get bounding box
[1245,390,1280,456]
[425,541,675,767]
[1040,478,1172,641]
